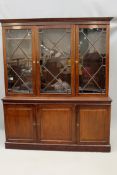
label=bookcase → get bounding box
[0,17,112,151]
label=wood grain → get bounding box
[37,104,75,144]
[4,104,36,142]
[79,106,110,143]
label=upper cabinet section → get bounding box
[1,18,111,97]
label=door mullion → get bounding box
[75,25,79,95]
[32,26,38,95]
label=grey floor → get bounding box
[0,128,117,175]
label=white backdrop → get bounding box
[0,0,117,142]
[0,1,117,175]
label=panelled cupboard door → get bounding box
[3,27,36,95]
[4,105,36,142]
[36,25,75,96]
[36,104,76,144]
[79,106,110,144]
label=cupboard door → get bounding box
[3,27,36,95]
[37,26,75,95]
[79,107,110,144]
[76,25,109,95]
[37,104,75,144]
[4,105,36,142]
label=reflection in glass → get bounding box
[6,29,33,93]
[79,28,106,94]
[39,28,71,94]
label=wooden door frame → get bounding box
[2,26,37,96]
[36,104,76,144]
[75,24,109,97]
[4,104,37,142]
[78,105,110,145]
[35,25,76,97]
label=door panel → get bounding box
[4,105,36,142]
[37,104,75,143]
[79,106,110,143]
[76,25,108,95]
[37,26,75,95]
[4,27,36,95]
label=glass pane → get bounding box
[6,29,33,94]
[39,28,71,94]
[79,28,106,94]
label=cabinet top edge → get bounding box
[0,17,113,24]
[2,96,112,103]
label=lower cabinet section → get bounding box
[3,102,111,152]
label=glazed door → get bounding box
[76,25,109,95]
[36,25,75,96]
[3,27,36,95]
[36,104,76,144]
